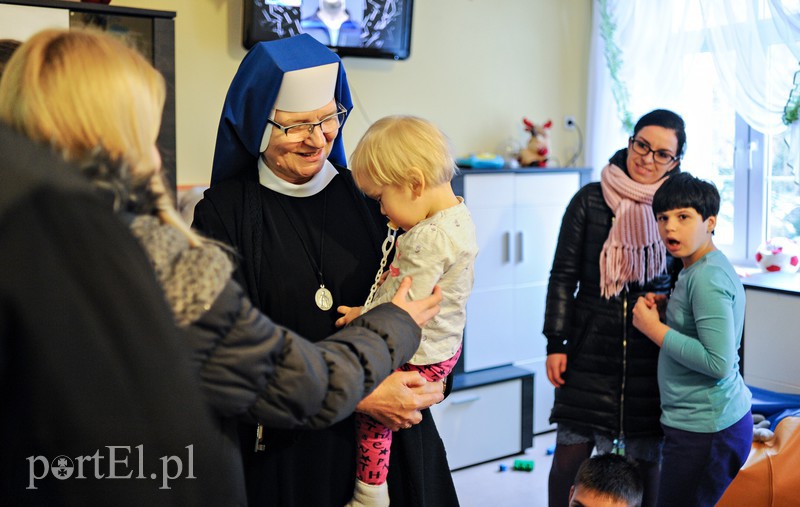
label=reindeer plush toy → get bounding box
[518,118,552,167]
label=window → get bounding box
[589,0,800,266]
[767,128,800,242]
[678,26,799,264]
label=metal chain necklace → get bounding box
[274,190,332,311]
[363,223,398,308]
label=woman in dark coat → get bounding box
[543,110,686,507]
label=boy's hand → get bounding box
[632,296,668,347]
[643,292,668,321]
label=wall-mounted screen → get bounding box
[243,0,413,60]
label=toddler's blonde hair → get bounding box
[350,115,456,189]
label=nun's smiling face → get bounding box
[262,100,340,185]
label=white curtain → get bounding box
[587,0,800,179]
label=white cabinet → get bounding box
[431,169,586,470]
[462,171,579,372]
[458,170,583,434]
[742,273,800,394]
[430,366,533,470]
[516,357,555,435]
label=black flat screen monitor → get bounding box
[243,0,413,60]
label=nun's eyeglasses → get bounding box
[268,103,348,143]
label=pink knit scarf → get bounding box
[599,163,667,299]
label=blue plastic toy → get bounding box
[455,153,505,169]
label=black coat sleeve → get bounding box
[0,170,237,504]
[248,302,421,429]
[185,280,273,418]
[189,278,420,428]
[543,184,592,354]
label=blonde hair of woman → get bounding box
[0,28,199,245]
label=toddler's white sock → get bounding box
[344,479,390,507]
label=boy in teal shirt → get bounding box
[632,172,752,506]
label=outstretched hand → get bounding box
[336,277,441,328]
[390,276,442,327]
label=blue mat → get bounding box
[749,385,800,420]
[769,408,800,429]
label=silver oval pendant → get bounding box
[315,286,333,311]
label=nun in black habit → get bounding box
[193,34,459,507]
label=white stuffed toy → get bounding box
[755,237,800,273]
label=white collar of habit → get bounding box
[257,157,337,197]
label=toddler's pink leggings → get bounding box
[355,346,462,485]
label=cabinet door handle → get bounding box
[451,395,481,405]
[516,231,523,263]
[502,231,510,263]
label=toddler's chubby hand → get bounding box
[335,305,363,328]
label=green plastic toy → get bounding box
[512,459,534,472]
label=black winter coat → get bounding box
[0,124,238,505]
[188,279,420,430]
[543,180,678,438]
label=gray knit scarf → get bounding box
[599,163,667,299]
[129,215,233,326]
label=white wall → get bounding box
[112,0,592,186]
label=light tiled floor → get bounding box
[452,431,556,507]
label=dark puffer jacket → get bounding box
[127,213,421,506]
[543,178,679,439]
[190,278,420,428]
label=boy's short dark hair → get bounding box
[652,171,720,220]
[574,454,643,507]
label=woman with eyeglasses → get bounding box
[193,34,458,507]
[543,109,686,507]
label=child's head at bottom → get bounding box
[569,454,643,507]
